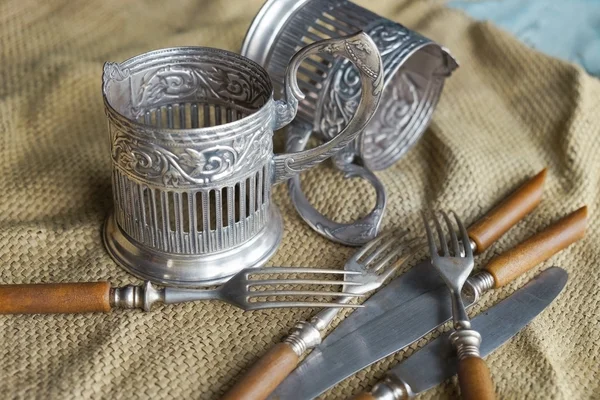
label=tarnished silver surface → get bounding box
[279,232,413,357]
[241,0,458,245]
[102,32,383,286]
[365,267,567,399]
[109,267,370,311]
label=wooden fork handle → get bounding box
[486,206,587,287]
[468,169,546,253]
[0,282,112,314]
[221,342,299,400]
[458,356,496,400]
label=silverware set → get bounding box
[271,206,586,400]
[0,1,589,399]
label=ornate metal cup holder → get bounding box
[102,35,383,285]
[241,0,458,246]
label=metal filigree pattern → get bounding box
[318,21,419,142]
[240,0,458,246]
[272,32,383,183]
[131,65,269,118]
[103,62,130,81]
[273,98,298,130]
[368,22,411,56]
[361,71,419,161]
[111,127,272,186]
[102,47,283,286]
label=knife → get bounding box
[270,206,587,399]
[350,266,568,400]
[222,169,546,400]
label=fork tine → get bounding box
[246,302,365,310]
[247,279,363,287]
[441,211,460,256]
[248,290,364,298]
[378,251,412,281]
[421,211,439,258]
[353,231,395,260]
[371,236,422,274]
[361,235,398,266]
[371,244,407,272]
[246,268,363,275]
[454,211,473,259]
[433,213,449,256]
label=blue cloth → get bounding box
[448,0,600,76]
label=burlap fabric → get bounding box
[1,0,598,399]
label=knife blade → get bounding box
[352,266,567,399]
[322,169,547,346]
[270,206,586,400]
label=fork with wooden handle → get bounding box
[220,169,547,400]
[351,205,588,400]
[424,210,495,400]
[0,267,374,314]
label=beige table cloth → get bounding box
[1,0,598,399]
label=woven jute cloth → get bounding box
[1,0,598,399]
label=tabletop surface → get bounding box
[0,0,598,399]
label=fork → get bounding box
[423,211,495,400]
[222,231,417,400]
[0,267,368,314]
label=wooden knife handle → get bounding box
[458,356,496,400]
[221,342,299,400]
[0,282,112,314]
[486,206,587,287]
[468,169,546,253]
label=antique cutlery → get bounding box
[270,206,586,399]
[351,267,568,400]
[224,168,546,399]
[222,231,417,400]
[0,267,371,314]
[318,168,547,347]
[423,211,494,399]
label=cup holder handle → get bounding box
[286,124,386,246]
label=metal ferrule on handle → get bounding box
[450,324,482,360]
[282,321,323,356]
[277,295,351,358]
[354,375,414,400]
